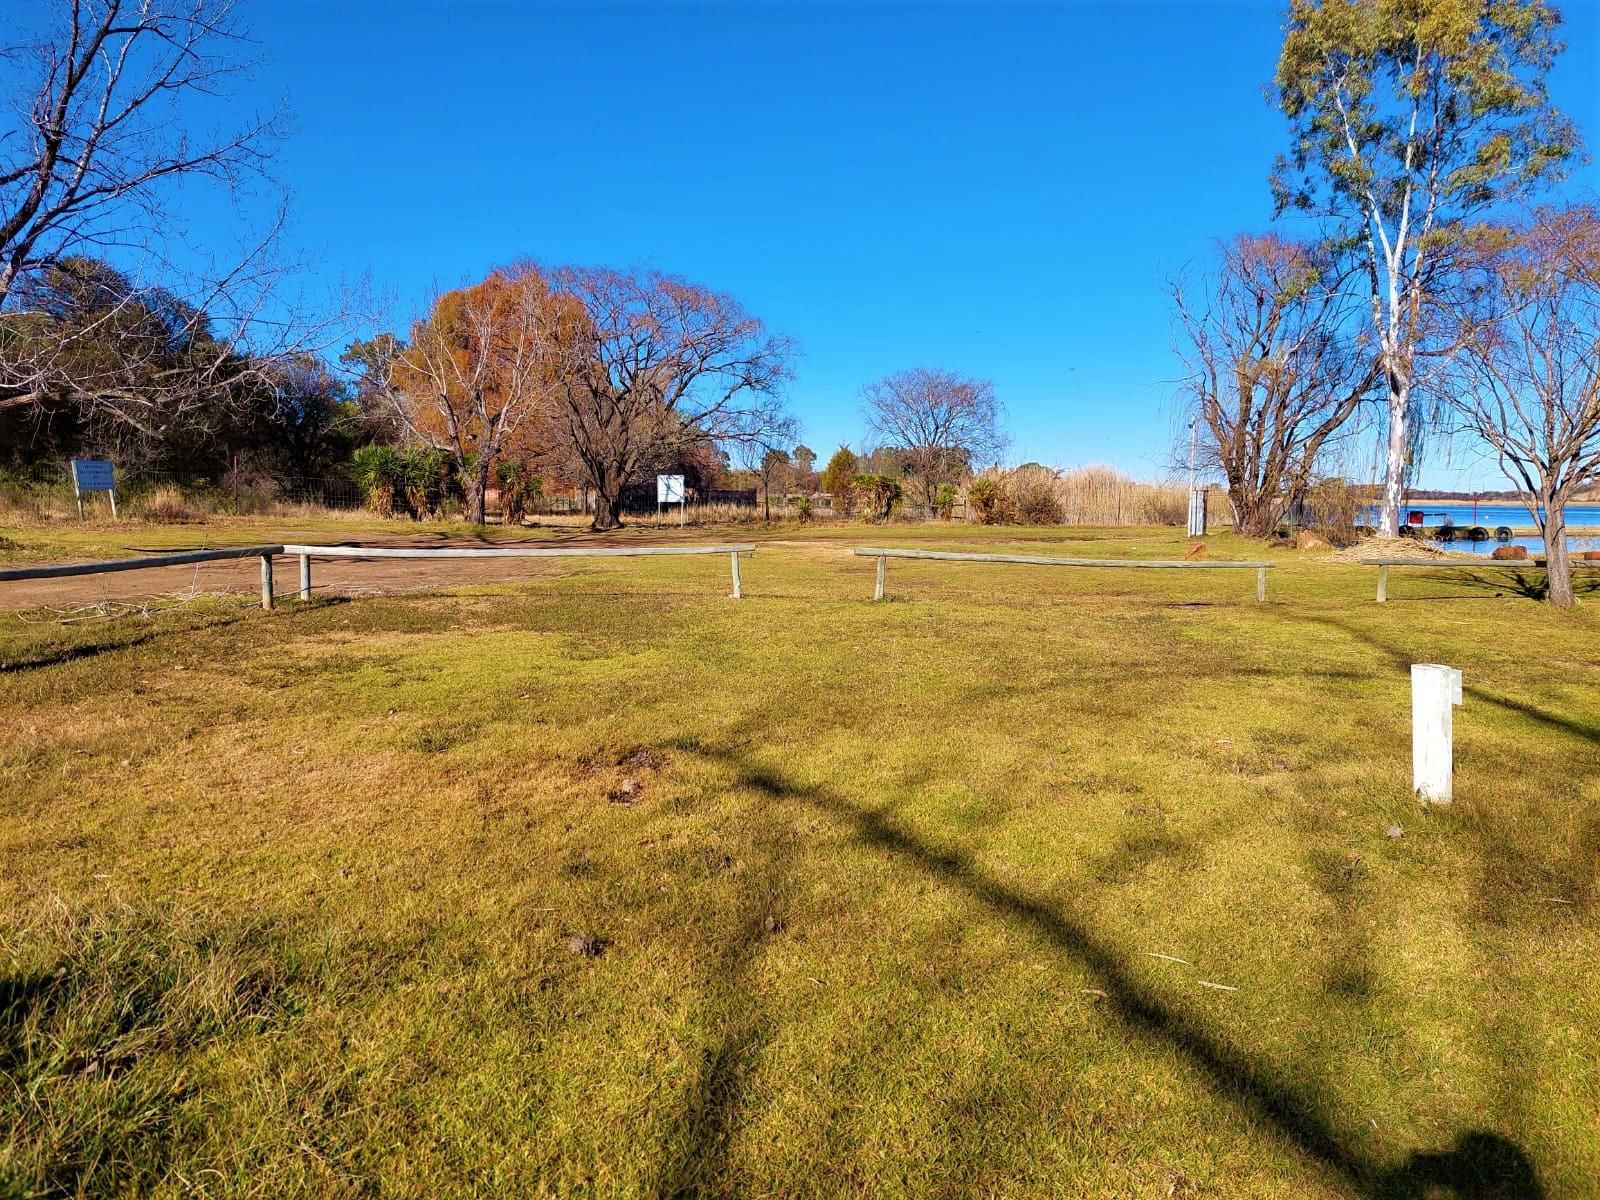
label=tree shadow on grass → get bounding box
[0,596,349,674]
[1383,566,1600,604]
[1281,611,1600,749]
[683,747,1545,1200]
[1281,610,1600,932]
[651,797,799,1198]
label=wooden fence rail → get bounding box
[853,547,1275,602]
[281,543,756,604]
[0,545,287,609]
[1368,557,1600,603]
[0,543,757,609]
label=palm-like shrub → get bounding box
[968,477,1004,524]
[495,458,543,525]
[351,446,403,518]
[399,448,449,520]
[851,473,902,522]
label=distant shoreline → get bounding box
[1378,494,1600,505]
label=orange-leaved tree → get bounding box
[365,266,562,524]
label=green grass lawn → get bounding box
[2,524,1597,1198]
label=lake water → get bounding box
[1363,502,1600,555]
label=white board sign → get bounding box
[71,459,116,492]
[656,474,685,504]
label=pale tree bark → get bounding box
[1543,497,1573,609]
[1274,5,1579,536]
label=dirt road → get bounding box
[0,529,726,611]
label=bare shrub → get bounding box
[134,485,198,523]
[1009,466,1064,523]
[1302,477,1363,547]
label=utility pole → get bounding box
[1186,414,1206,537]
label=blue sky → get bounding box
[51,1,1600,485]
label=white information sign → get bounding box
[69,458,118,518]
[656,474,685,504]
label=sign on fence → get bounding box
[69,459,118,519]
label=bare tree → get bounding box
[1172,234,1379,538]
[740,418,800,520]
[359,267,558,525]
[1440,208,1600,609]
[547,266,795,531]
[860,367,1004,516]
[1,0,279,304]
[0,1,336,452]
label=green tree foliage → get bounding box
[820,445,858,514]
[0,257,351,479]
[1273,0,1580,535]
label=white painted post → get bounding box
[298,553,312,602]
[1256,566,1267,603]
[1377,565,1389,603]
[729,551,742,599]
[260,554,275,612]
[1412,664,1462,805]
[874,554,886,601]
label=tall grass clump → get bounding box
[130,484,198,523]
[968,465,1187,526]
[1302,476,1364,546]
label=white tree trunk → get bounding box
[1378,373,1409,537]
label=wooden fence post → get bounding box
[260,554,274,611]
[1377,565,1389,604]
[874,554,886,601]
[298,554,312,602]
[1412,663,1462,804]
[1256,566,1267,603]
[730,551,742,599]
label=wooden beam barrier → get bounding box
[0,545,286,584]
[854,547,1275,602]
[1367,557,1600,603]
[0,543,758,607]
[281,543,758,600]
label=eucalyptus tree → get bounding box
[1273,0,1580,534]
